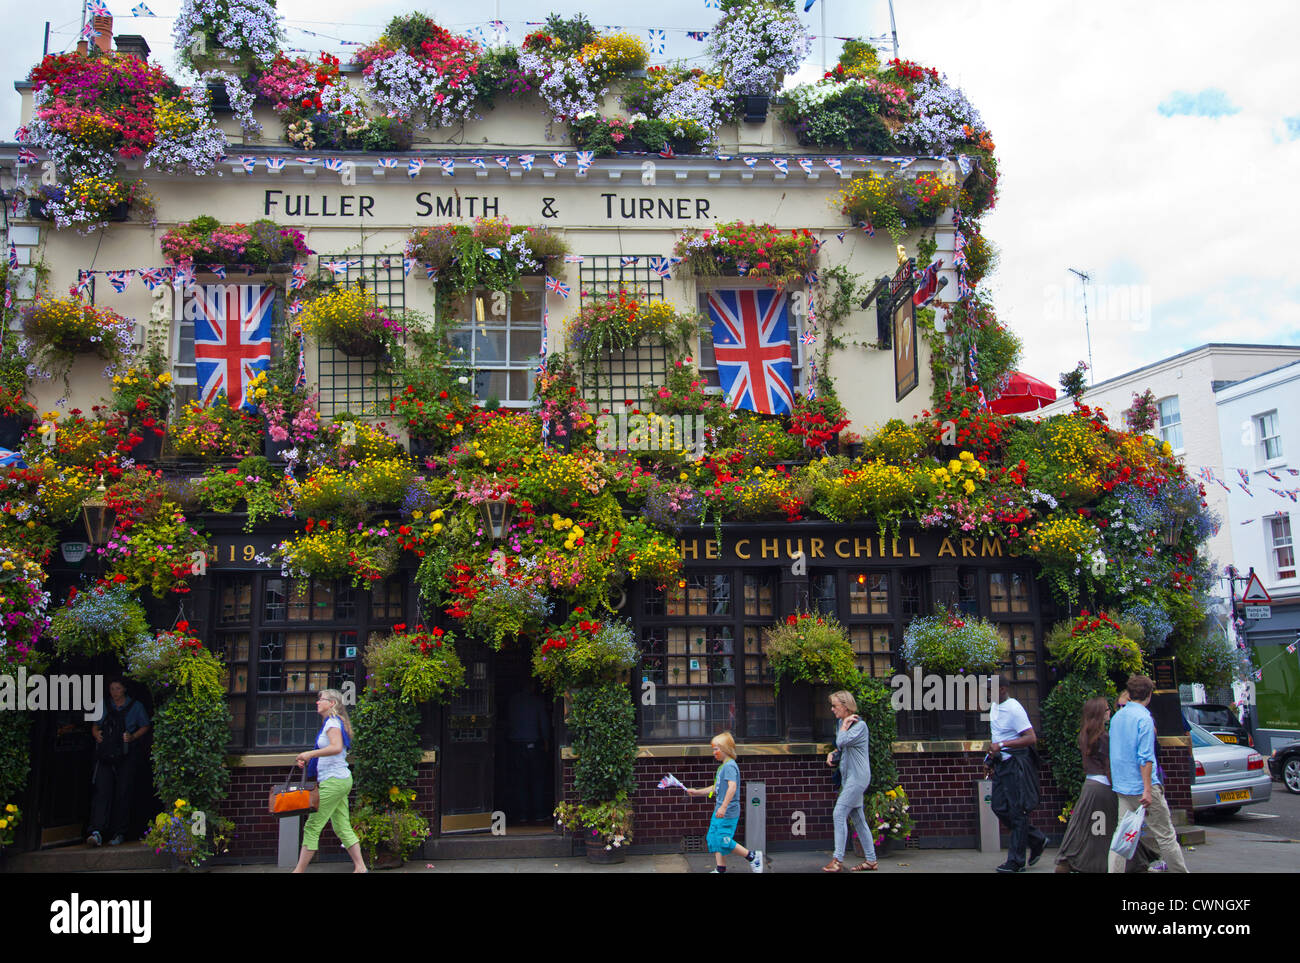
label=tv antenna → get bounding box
[1067,267,1094,384]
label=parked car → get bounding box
[1268,738,1300,794]
[1182,702,1252,746]
[1189,721,1271,814]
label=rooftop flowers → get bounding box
[518,14,648,123]
[355,13,484,129]
[174,0,282,73]
[706,0,811,98]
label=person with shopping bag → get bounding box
[1107,675,1188,873]
[291,689,367,873]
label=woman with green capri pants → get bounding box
[292,689,367,873]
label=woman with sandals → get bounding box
[824,690,878,872]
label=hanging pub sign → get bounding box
[891,259,918,402]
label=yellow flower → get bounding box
[4,804,15,813]
[0,818,8,829]
[963,479,975,495]
[173,798,187,810]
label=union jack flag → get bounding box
[735,262,749,276]
[265,157,287,172]
[138,267,170,290]
[545,276,570,298]
[576,150,594,171]
[800,326,817,346]
[81,22,100,39]
[1264,469,1281,482]
[237,156,256,173]
[403,257,416,277]
[294,157,318,166]
[807,292,816,324]
[708,290,794,415]
[620,256,639,267]
[7,245,15,269]
[550,152,567,168]
[76,270,94,295]
[207,264,227,279]
[131,2,153,14]
[713,153,731,162]
[659,144,675,159]
[807,360,817,400]
[321,158,344,172]
[3,286,10,310]
[438,157,455,175]
[647,29,666,55]
[408,158,425,178]
[648,257,673,279]
[495,156,511,170]
[563,255,585,263]
[742,157,756,168]
[17,149,37,165]
[518,154,535,171]
[376,158,400,168]
[1238,468,1251,486]
[824,158,842,175]
[86,0,110,14]
[468,157,487,169]
[804,271,819,286]
[836,231,846,242]
[426,265,438,281]
[685,30,708,40]
[288,263,307,291]
[770,158,788,174]
[484,248,502,260]
[797,158,813,175]
[106,271,132,293]
[193,284,274,410]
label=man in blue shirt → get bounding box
[1107,675,1188,873]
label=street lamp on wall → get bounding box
[478,493,515,542]
[81,480,117,549]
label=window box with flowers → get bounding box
[565,290,699,368]
[674,221,820,289]
[516,15,649,124]
[407,218,567,297]
[0,386,37,451]
[160,216,312,270]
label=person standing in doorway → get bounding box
[823,690,877,872]
[686,732,763,873]
[506,678,551,824]
[985,679,1047,873]
[1107,675,1189,873]
[293,689,366,873]
[87,679,150,847]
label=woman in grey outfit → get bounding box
[823,690,878,872]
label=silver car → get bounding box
[1190,721,1272,814]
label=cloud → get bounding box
[1156,88,1240,118]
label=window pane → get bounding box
[743,574,774,617]
[510,328,542,361]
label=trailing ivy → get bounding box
[569,683,637,804]
[151,690,231,814]
[1040,672,1114,805]
[351,692,423,805]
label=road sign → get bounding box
[1244,604,1271,620]
[1241,571,1272,603]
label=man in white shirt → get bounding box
[985,679,1047,873]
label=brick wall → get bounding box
[218,762,437,863]
[561,741,1196,853]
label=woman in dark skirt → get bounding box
[1056,696,1152,873]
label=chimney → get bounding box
[115,34,151,60]
[77,15,114,55]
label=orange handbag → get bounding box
[269,766,319,818]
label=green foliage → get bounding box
[901,612,1005,674]
[569,683,637,804]
[1045,612,1145,687]
[553,793,632,848]
[351,791,430,863]
[151,690,231,814]
[363,630,465,704]
[351,693,423,805]
[847,675,899,790]
[0,713,32,812]
[1040,673,1114,804]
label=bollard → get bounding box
[977,778,1001,853]
[746,780,766,857]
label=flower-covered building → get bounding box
[0,4,1228,866]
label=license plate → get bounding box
[1217,734,1238,743]
[1217,789,1251,803]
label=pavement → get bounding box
[203,822,1299,873]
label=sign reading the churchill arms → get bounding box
[676,529,1011,565]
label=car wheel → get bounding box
[1285,757,1300,794]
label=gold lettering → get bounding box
[760,538,779,559]
[705,539,719,560]
[981,537,1003,557]
[854,538,872,558]
[735,539,752,560]
[810,538,825,559]
[891,538,903,558]
[939,538,956,557]
[680,540,699,560]
[834,539,851,559]
[243,545,255,561]
[908,537,920,558]
[878,535,887,558]
[784,539,803,559]
[961,538,976,557]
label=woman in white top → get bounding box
[292,689,367,873]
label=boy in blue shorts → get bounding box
[687,731,764,873]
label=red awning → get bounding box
[989,371,1057,415]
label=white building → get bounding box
[1037,344,1300,580]
[1215,360,1300,751]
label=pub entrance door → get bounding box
[438,647,495,833]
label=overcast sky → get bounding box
[3,0,1298,389]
